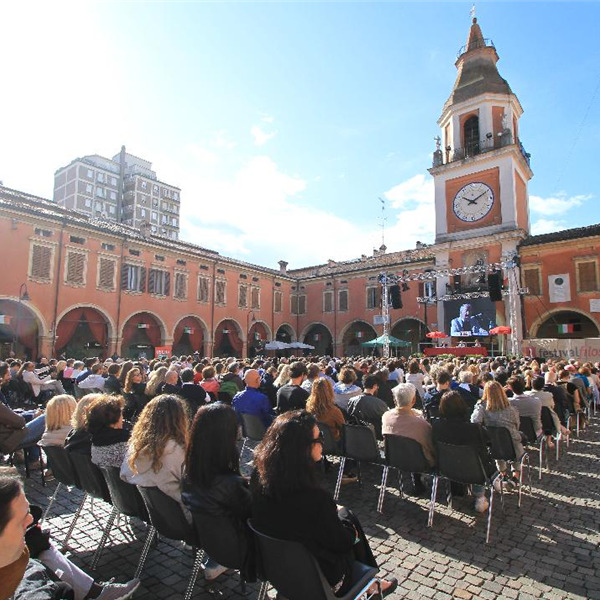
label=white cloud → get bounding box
[186,144,218,166]
[529,193,592,215]
[384,174,434,210]
[260,114,275,124]
[251,125,277,147]
[213,130,237,150]
[531,218,566,235]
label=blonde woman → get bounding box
[40,395,77,447]
[145,366,168,399]
[306,378,345,442]
[121,394,190,519]
[273,364,291,389]
[471,380,523,488]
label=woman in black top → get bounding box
[250,410,397,597]
[122,368,148,423]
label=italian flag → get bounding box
[558,324,574,334]
[0,315,12,325]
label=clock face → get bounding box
[452,182,495,222]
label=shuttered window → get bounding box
[174,272,187,299]
[215,280,226,304]
[522,267,542,296]
[30,244,52,281]
[238,284,248,308]
[197,277,210,303]
[251,287,260,309]
[98,258,116,290]
[121,264,146,292]
[366,286,380,309]
[339,289,349,311]
[291,295,299,315]
[274,291,282,313]
[577,261,598,292]
[323,291,333,313]
[298,295,306,315]
[148,269,170,296]
[65,251,86,285]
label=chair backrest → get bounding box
[540,406,556,435]
[519,416,538,444]
[435,441,488,485]
[69,452,112,502]
[42,445,80,487]
[317,422,339,456]
[100,466,148,521]
[384,434,431,474]
[240,413,267,442]
[343,424,380,462]
[192,512,245,571]
[485,426,517,461]
[137,485,197,547]
[248,520,331,600]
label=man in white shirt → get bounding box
[77,363,106,390]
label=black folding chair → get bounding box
[137,486,203,600]
[248,520,380,600]
[40,444,81,524]
[519,416,546,480]
[377,434,433,514]
[334,424,382,502]
[97,466,151,575]
[240,413,267,459]
[485,425,531,507]
[541,406,567,461]
[429,441,501,544]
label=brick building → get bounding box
[0,17,598,360]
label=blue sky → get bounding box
[1,1,599,268]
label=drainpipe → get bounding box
[50,215,67,357]
[114,235,127,357]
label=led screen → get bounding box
[445,298,497,337]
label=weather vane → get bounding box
[378,197,387,247]
[470,4,476,20]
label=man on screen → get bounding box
[450,303,488,336]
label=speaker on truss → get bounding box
[488,271,503,302]
[389,285,403,309]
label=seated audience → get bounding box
[64,394,102,456]
[122,368,148,423]
[332,367,362,412]
[507,376,542,437]
[40,394,77,447]
[178,368,207,418]
[86,395,130,469]
[347,374,389,439]
[103,364,122,395]
[199,366,220,400]
[276,362,310,413]
[77,363,106,391]
[232,369,275,429]
[306,377,345,443]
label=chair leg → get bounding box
[91,506,119,570]
[486,487,494,544]
[183,547,205,600]
[538,442,543,480]
[356,461,362,488]
[398,471,404,499]
[240,438,247,460]
[41,482,62,524]
[61,492,88,551]
[134,525,157,579]
[377,466,389,514]
[257,581,269,600]
[333,457,346,501]
[428,475,438,528]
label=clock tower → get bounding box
[429,17,533,245]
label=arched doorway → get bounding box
[302,323,333,356]
[340,321,377,356]
[121,312,165,359]
[214,319,243,357]
[534,311,599,339]
[275,324,295,344]
[248,321,269,358]
[56,307,111,359]
[0,299,43,360]
[173,316,206,357]
[391,318,428,356]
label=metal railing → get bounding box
[457,38,495,58]
[443,136,531,167]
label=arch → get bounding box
[0,298,47,360]
[275,323,296,343]
[213,318,244,357]
[121,311,168,359]
[529,308,599,339]
[55,305,115,358]
[248,320,271,359]
[301,322,334,356]
[338,319,378,356]
[391,317,429,356]
[248,319,272,343]
[172,315,209,357]
[463,114,480,156]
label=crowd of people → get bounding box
[0,350,598,599]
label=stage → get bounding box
[424,347,488,357]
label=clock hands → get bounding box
[466,190,488,205]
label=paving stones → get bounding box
[23,418,600,599]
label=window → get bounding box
[197,276,210,303]
[129,248,141,256]
[323,291,334,312]
[291,295,306,315]
[154,254,165,262]
[65,251,86,285]
[463,114,480,156]
[172,218,178,227]
[174,272,187,300]
[108,205,116,215]
[151,211,158,222]
[69,236,85,245]
[148,269,170,296]
[141,181,147,190]
[101,243,115,252]
[215,280,226,304]
[85,184,93,194]
[238,284,248,308]
[274,290,282,312]
[30,244,53,281]
[177,259,186,266]
[140,209,146,218]
[366,286,380,309]
[161,215,167,224]
[251,287,260,309]
[110,191,117,201]
[110,177,117,186]
[98,257,116,290]
[87,169,93,178]
[34,228,52,238]
[95,187,104,198]
[576,260,599,292]
[96,172,104,183]
[85,198,92,208]
[522,267,542,296]
[338,289,349,311]
[121,264,146,292]
[153,184,159,194]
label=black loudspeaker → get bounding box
[389,285,403,309]
[488,271,503,302]
[453,275,462,293]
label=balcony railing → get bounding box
[457,38,495,58]
[440,135,531,167]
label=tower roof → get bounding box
[441,18,513,113]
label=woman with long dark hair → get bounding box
[182,403,251,582]
[251,410,397,597]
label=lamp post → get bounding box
[12,283,30,358]
[246,311,256,358]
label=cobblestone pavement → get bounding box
[24,417,600,600]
